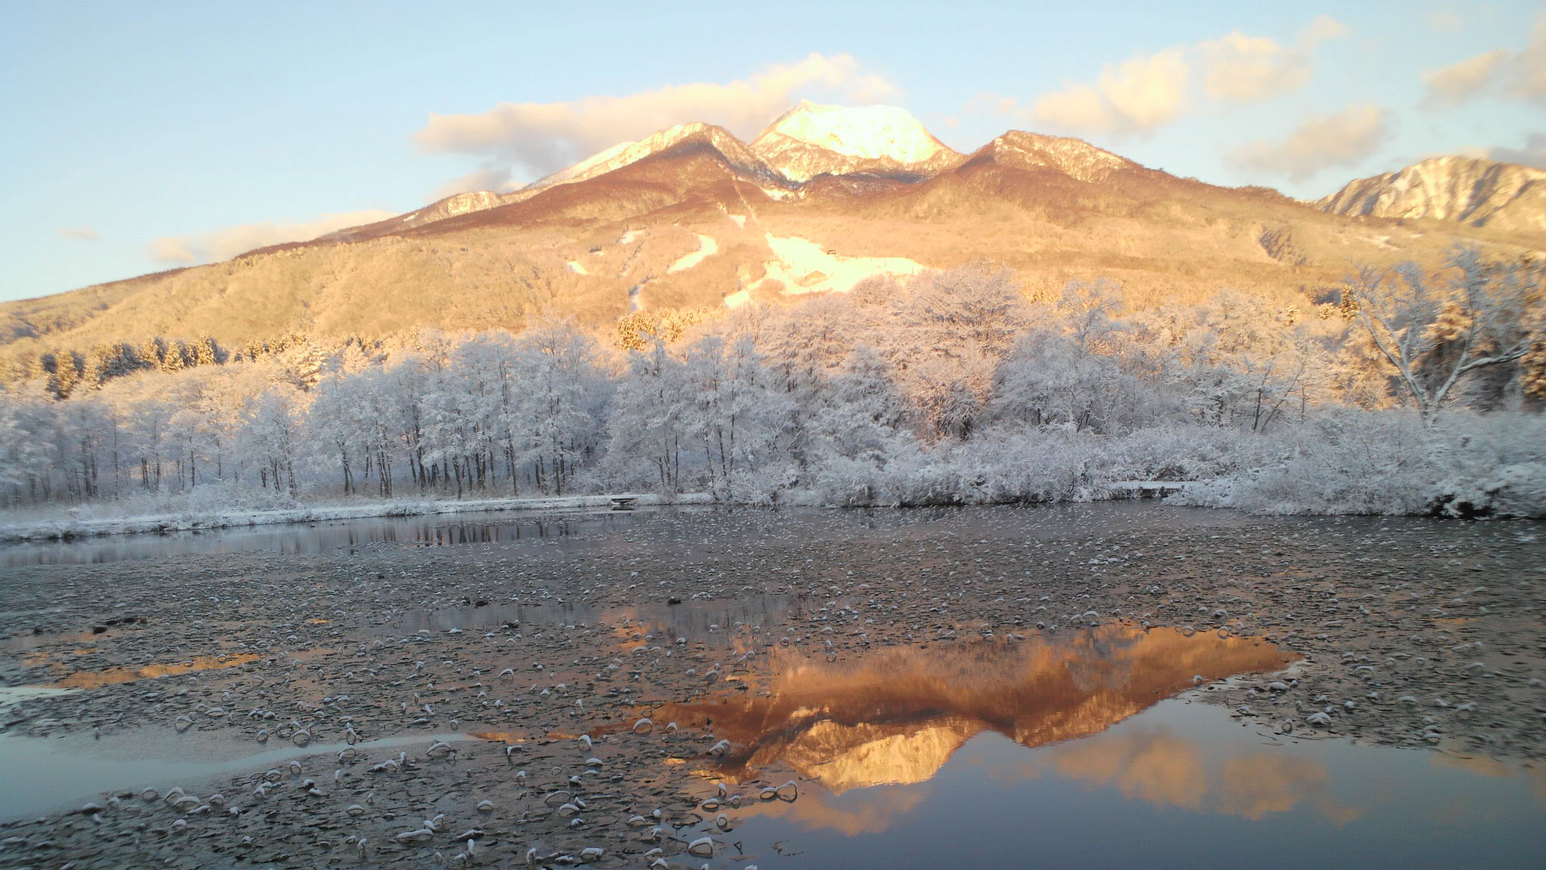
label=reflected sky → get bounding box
[725,701,1546,870]
[48,653,260,689]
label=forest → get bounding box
[2,248,1543,522]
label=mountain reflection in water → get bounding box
[663,623,1294,793]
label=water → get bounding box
[1,503,1541,865]
[0,729,490,821]
[726,700,1546,870]
[0,507,644,567]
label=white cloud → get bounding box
[1423,49,1512,105]
[148,210,397,266]
[1197,18,1347,104]
[1200,33,1311,103]
[1419,13,1546,106]
[414,53,900,184]
[149,237,197,265]
[1228,103,1391,181]
[1031,49,1189,138]
[1514,15,1546,100]
[58,227,98,242]
[1488,132,1546,169]
[1301,15,1350,47]
[431,166,522,200]
[1016,18,1344,138]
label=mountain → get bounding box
[3,105,1539,372]
[972,131,1136,183]
[749,101,965,182]
[658,624,1292,793]
[528,121,786,194]
[321,190,507,242]
[1314,156,1546,236]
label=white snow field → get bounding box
[667,234,718,273]
[761,233,927,295]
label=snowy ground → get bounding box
[761,234,926,295]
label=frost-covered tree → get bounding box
[609,339,691,492]
[238,386,305,498]
[879,264,1029,438]
[1187,290,1329,432]
[1344,247,1537,419]
[309,371,368,495]
[509,321,610,495]
[678,331,793,499]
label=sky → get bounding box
[2,0,1542,304]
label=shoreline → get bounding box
[0,492,716,545]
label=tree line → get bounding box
[0,250,1540,512]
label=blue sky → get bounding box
[2,0,1541,303]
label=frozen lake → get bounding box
[0,504,1542,867]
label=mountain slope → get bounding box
[1315,156,1546,236]
[970,131,1136,183]
[2,107,1539,371]
[528,122,786,193]
[328,123,790,244]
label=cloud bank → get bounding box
[1016,17,1347,139]
[1488,132,1546,169]
[415,53,900,193]
[148,210,396,266]
[1032,50,1189,138]
[1228,103,1391,181]
[1421,14,1546,105]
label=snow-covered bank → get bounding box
[805,413,1546,519]
[0,492,713,544]
[4,409,1544,547]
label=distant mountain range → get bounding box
[3,102,1541,360]
[1315,155,1546,236]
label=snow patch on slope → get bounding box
[566,260,588,275]
[760,234,926,296]
[668,235,718,273]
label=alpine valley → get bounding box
[2,102,1542,365]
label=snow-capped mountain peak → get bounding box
[751,101,963,182]
[758,101,945,162]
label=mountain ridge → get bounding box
[1314,155,1546,234]
[2,105,1540,371]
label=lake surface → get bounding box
[0,508,646,568]
[0,503,1541,868]
[725,699,1546,870]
